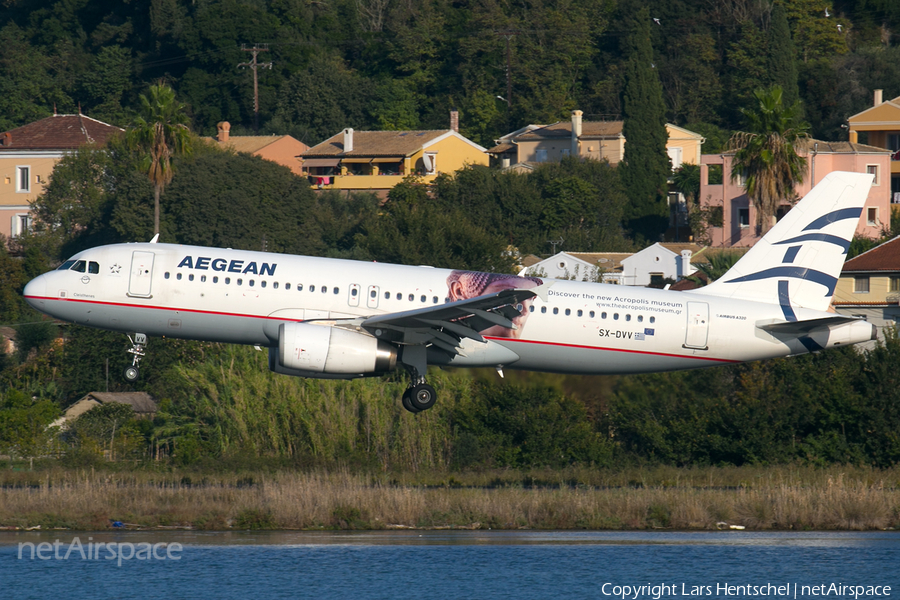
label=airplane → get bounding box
[23,171,877,413]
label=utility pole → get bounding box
[495,30,518,131]
[238,44,273,132]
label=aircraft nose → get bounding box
[23,275,47,310]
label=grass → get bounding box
[0,465,898,532]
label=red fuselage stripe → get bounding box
[26,295,736,364]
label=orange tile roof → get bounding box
[0,114,123,150]
[842,236,900,272]
[202,135,306,154]
[303,130,453,157]
[516,120,624,140]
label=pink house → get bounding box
[699,139,891,247]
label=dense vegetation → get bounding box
[2,0,900,147]
[4,0,900,475]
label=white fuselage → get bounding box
[23,242,871,376]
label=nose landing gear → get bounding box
[124,333,147,382]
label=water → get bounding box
[1,531,898,599]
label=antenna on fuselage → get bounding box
[149,234,159,243]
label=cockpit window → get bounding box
[71,260,87,273]
[88,261,100,274]
[57,260,76,271]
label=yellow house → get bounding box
[848,89,900,199]
[488,110,704,169]
[0,113,122,240]
[301,119,488,196]
[833,235,900,347]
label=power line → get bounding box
[237,43,273,133]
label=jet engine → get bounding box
[269,322,397,379]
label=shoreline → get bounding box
[1,465,898,532]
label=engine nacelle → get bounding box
[274,322,397,376]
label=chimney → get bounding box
[0,132,10,146]
[875,89,883,106]
[450,108,459,133]
[217,121,231,143]
[343,128,354,153]
[681,249,694,277]
[571,110,583,156]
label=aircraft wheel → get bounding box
[401,389,420,413]
[409,384,437,412]
[123,365,140,382]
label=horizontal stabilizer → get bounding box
[757,315,861,335]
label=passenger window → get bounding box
[384,291,390,299]
[565,308,571,316]
[225,277,231,284]
[237,278,243,286]
[285,283,291,290]
[189,274,194,281]
[177,273,182,280]
[310,285,316,292]
[541,306,547,314]
[637,315,643,322]
[433,296,438,304]
[589,311,595,318]
[601,312,607,319]
[529,305,535,312]
[396,293,402,300]
[626,314,631,322]
[213,276,218,283]
[351,288,357,296]
[273,282,278,289]
[322,286,327,294]
[201,275,207,283]
[577,309,583,317]
[249,280,255,287]
[165,272,170,279]
[72,261,86,273]
[553,307,559,315]
[261,281,266,288]
[333,287,339,294]
[370,290,377,298]
[297,284,302,291]
[420,295,426,303]
[650,316,656,323]
[614,313,619,320]
[88,261,100,274]
[408,294,414,301]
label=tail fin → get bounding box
[692,171,873,313]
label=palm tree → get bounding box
[127,83,192,236]
[729,86,809,235]
[687,250,743,287]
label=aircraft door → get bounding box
[348,283,361,307]
[684,302,709,349]
[128,251,155,298]
[366,285,380,309]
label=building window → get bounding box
[867,165,880,185]
[867,207,878,226]
[854,276,870,293]
[707,164,723,185]
[11,213,31,237]
[16,166,30,192]
[535,148,548,162]
[738,208,750,228]
[890,277,900,292]
[561,148,570,157]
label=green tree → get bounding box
[127,83,193,236]
[672,164,701,209]
[0,389,60,460]
[768,4,800,108]
[687,250,743,286]
[619,4,671,241]
[729,86,810,234]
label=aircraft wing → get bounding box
[756,315,861,334]
[347,288,538,355]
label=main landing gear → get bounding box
[124,333,147,382]
[399,345,437,413]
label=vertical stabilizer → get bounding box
[692,171,873,314]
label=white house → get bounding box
[619,243,702,287]
[522,251,631,284]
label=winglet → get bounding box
[529,281,554,303]
[149,233,160,244]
